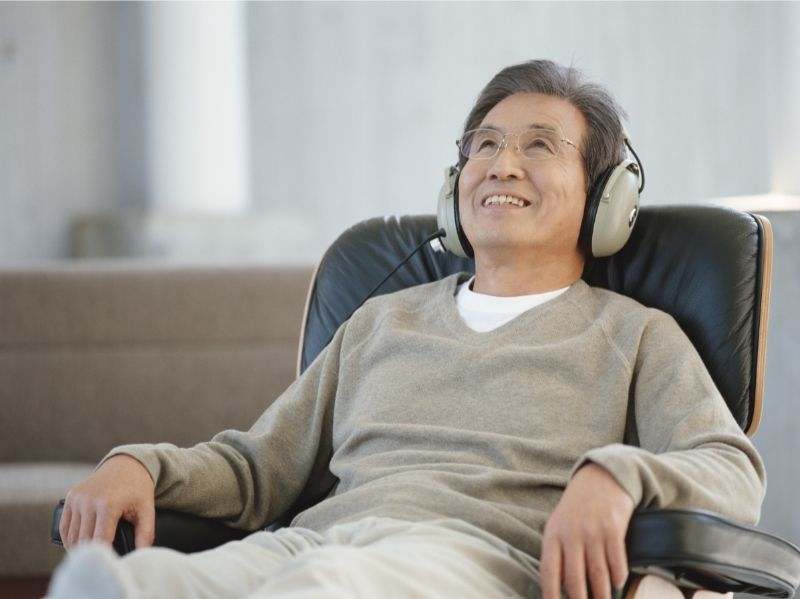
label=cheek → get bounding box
[542,163,585,204]
[457,166,483,222]
[526,170,557,202]
[544,161,572,189]
[458,164,481,200]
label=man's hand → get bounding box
[59,454,156,551]
[540,462,636,599]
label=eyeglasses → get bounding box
[456,127,584,162]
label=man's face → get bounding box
[457,92,588,263]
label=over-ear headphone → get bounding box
[434,129,645,259]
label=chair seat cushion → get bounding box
[1,462,94,577]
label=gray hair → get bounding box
[458,59,629,196]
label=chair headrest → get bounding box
[300,205,771,435]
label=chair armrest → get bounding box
[51,498,251,555]
[625,508,800,597]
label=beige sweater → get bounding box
[99,271,766,560]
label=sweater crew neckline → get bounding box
[457,274,570,314]
[438,271,589,343]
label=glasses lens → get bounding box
[460,129,502,159]
[459,128,564,160]
[519,128,561,160]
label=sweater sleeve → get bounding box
[94,320,349,531]
[568,311,767,526]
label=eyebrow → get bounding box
[480,122,559,134]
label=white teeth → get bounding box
[483,194,526,207]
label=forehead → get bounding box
[479,92,586,143]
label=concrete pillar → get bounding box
[142,1,249,214]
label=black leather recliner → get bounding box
[52,205,800,597]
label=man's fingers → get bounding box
[585,538,612,599]
[93,507,121,545]
[59,501,73,549]
[77,508,97,546]
[133,503,156,549]
[605,532,629,591]
[563,542,588,599]
[66,509,81,550]
[540,537,563,599]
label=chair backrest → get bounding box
[297,205,772,437]
[268,204,772,531]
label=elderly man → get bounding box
[49,60,766,599]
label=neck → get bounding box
[471,251,584,297]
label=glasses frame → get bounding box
[455,126,585,162]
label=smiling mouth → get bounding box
[481,195,532,209]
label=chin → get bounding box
[472,237,538,255]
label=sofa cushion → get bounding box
[0,463,95,577]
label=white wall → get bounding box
[1,1,798,259]
[247,1,798,257]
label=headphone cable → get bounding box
[315,227,447,354]
[625,139,645,194]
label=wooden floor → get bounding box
[0,577,50,599]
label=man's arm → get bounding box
[540,310,767,599]
[568,310,767,526]
[95,320,349,532]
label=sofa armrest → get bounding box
[51,499,251,555]
[625,508,800,597]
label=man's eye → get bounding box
[478,140,496,149]
[527,139,554,152]
[524,139,557,156]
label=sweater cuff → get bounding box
[95,444,163,487]
[569,443,645,508]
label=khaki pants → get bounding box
[47,516,548,598]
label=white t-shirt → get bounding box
[455,274,570,332]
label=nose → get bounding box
[486,140,525,180]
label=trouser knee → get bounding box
[120,546,194,594]
[270,546,367,589]
[123,546,184,570]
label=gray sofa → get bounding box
[0,262,314,587]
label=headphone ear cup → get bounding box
[436,166,474,259]
[452,171,475,259]
[580,160,641,258]
[580,167,613,258]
